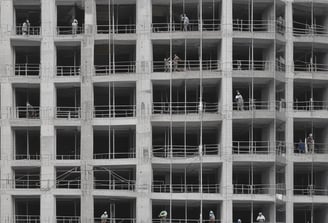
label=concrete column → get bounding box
[135,0,152,222]
[285,1,294,223]
[221,0,233,223]
[80,1,96,222]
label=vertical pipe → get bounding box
[169,1,173,221]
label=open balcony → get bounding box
[152,122,221,158]
[14,3,41,36]
[57,2,84,35]
[14,46,40,76]
[233,202,274,223]
[93,126,136,159]
[56,127,80,160]
[294,204,328,223]
[294,44,328,73]
[56,86,81,119]
[152,40,221,72]
[56,45,81,76]
[94,83,136,118]
[294,164,328,196]
[14,127,40,160]
[14,168,40,189]
[151,0,221,33]
[96,0,136,34]
[94,42,136,75]
[14,197,40,223]
[152,164,221,194]
[233,0,276,33]
[152,79,220,115]
[56,167,81,189]
[56,198,80,223]
[152,200,221,223]
[14,86,40,119]
[94,198,136,223]
[94,166,135,191]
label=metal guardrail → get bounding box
[94,105,136,118]
[152,183,220,193]
[15,154,40,160]
[152,102,219,114]
[293,22,328,36]
[15,26,41,36]
[93,151,136,159]
[57,26,84,35]
[232,141,272,154]
[152,144,220,158]
[14,179,40,189]
[56,154,80,160]
[94,62,136,75]
[232,60,274,71]
[15,215,40,223]
[15,106,40,119]
[294,185,328,196]
[233,100,273,111]
[94,217,136,223]
[94,180,135,191]
[293,101,328,111]
[233,184,277,194]
[293,142,328,154]
[152,19,220,32]
[15,64,40,76]
[56,107,81,119]
[97,24,136,34]
[294,61,328,72]
[56,216,80,223]
[233,19,275,32]
[57,66,80,76]
[152,60,220,72]
[56,179,81,189]
[152,219,221,223]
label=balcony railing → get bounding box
[152,19,220,32]
[57,26,84,35]
[152,102,219,114]
[233,184,275,194]
[94,217,136,223]
[233,100,273,111]
[294,142,328,154]
[14,178,40,189]
[97,24,136,34]
[15,26,41,35]
[56,66,80,76]
[56,154,80,160]
[94,105,136,118]
[293,22,328,36]
[56,216,80,223]
[152,219,221,223]
[94,180,135,190]
[15,154,40,160]
[294,61,328,72]
[15,106,40,119]
[233,60,274,71]
[152,60,220,72]
[232,141,271,154]
[94,62,136,75]
[56,179,81,189]
[152,144,220,158]
[233,19,275,32]
[293,100,328,111]
[15,64,40,76]
[56,107,81,119]
[93,150,136,159]
[15,215,40,223]
[152,183,220,193]
[294,185,328,196]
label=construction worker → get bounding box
[183,14,189,31]
[235,90,244,111]
[256,212,265,222]
[209,210,215,223]
[173,54,181,71]
[72,19,78,35]
[26,101,35,118]
[101,211,108,223]
[158,210,168,223]
[22,21,28,35]
[237,219,242,223]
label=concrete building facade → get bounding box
[0,0,328,222]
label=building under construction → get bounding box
[0,0,328,222]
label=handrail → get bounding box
[152,144,220,158]
[93,151,136,159]
[233,100,273,111]
[232,60,274,71]
[94,105,136,118]
[56,65,80,76]
[233,19,275,32]
[152,19,220,32]
[57,26,84,35]
[15,26,41,35]
[56,107,81,119]
[294,185,328,196]
[15,64,40,76]
[97,24,136,34]
[293,100,328,111]
[56,216,80,223]
[152,59,220,72]
[152,102,219,114]
[56,179,81,189]
[94,61,136,75]
[152,219,221,223]
[15,215,40,223]
[15,106,40,119]
[293,21,328,36]
[152,183,220,193]
[56,154,80,160]
[293,142,328,154]
[15,154,40,160]
[14,179,40,189]
[94,180,135,190]
[233,183,277,194]
[294,60,328,72]
[232,141,271,154]
[94,217,136,223]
